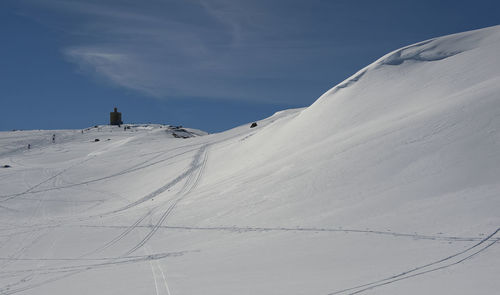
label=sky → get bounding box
[1,0,499,133]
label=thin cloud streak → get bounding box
[18,0,347,103]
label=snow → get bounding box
[1,25,500,294]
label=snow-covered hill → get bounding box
[1,26,499,295]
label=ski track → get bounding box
[0,156,96,202]
[123,144,209,256]
[0,144,203,200]
[327,227,500,295]
[1,230,61,294]
[2,104,496,295]
[0,144,209,294]
[0,144,206,234]
[75,225,498,243]
[80,209,154,258]
[22,129,245,200]
[0,229,48,291]
[145,245,172,295]
[0,252,185,295]
[0,185,51,270]
[0,251,186,276]
[149,259,160,295]
[1,128,242,205]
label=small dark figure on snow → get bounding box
[250,122,258,128]
[28,144,31,150]
[52,134,56,143]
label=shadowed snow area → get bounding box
[1,25,499,295]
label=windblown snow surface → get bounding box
[1,26,500,295]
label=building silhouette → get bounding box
[110,107,123,125]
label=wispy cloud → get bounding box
[16,0,344,103]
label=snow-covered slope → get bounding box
[1,26,499,295]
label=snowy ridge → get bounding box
[1,26,499,294]
[322,25,499,97]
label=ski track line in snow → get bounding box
[149,259,161,295]
[1,229,61,294]
[107,144,208,216]
[0,221,49,271]
[327,227,500,295]
[0,252,185,277]
[75,225,497,243]
[0,252,186,278]
[0,144,203,200]
[0,231,50,292]
[348,240,498,295]
[0,186,54,275]
[0,145,209,294]
[0,144,206,294]
[1,206,162,292]
[21,127,242,198]
[123,144,209,256]
[0,156,96,202]
[44,144,202,195]
[145,245,172,295]
[0,268,86,295]
[80,209,155,258]
[123,203,176,256]
[0,232,45,269]
[50,143,205,225]
[0,253,188,263]
[1,126,247,205]
[1,144,205,233]
[4,195,165,290]
[0,252,186,295]
[157,261,172,295]
[126,144,209,293]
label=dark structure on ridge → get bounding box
[110,107,123,125]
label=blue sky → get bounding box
[1,0,499,132]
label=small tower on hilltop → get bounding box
[110,107,123,125]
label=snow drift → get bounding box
[1,26,499,295]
